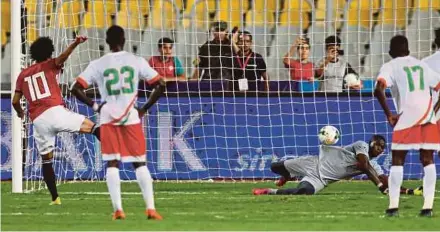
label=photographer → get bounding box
[315,36,357,92]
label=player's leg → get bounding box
[253,179,321,195]
[100,124,124,220]
[41,152,60,204]
[386,150,407,216]
[420,149,436,216]
[32,113,60,204]
[55,107,100,140]
[106,159,124,220]
[270,161,292,186]
[121,123,162,220]
[132,162,162,220]
[418,122,440,216]
[79,117,100,141]
[271,156,319,187]
[274,181,316,195]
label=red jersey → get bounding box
[15,59,64,121]
[285,60,314,81]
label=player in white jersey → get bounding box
[375,35,440,217]
[422,36,440,141]
[253,135,421,196]
[70,26,165,220]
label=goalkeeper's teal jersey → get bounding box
[318,141,381,181]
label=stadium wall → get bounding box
[1,94,435,180]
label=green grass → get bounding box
[1,181,440,231]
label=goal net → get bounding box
[9,0,440,192]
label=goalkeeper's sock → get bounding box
[91,125,100,141]
[42,162,58,201]
[106,167,122,211]
[388,166,403,209]
[135,165,155,210]
[422,164,436,209]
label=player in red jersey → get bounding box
[12,36,100,205]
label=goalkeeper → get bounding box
[253,135,422,196]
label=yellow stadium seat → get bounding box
[50,1,84,29]
[378,0,411,28]
[346,0,380,28]
[216,0,249,28]
[413,0,440,10]
[116,10,145,30]
[83,0,117,29]
[24,0,53,18]
[279,0,312,28]
[150,0,179,29]
[183,0,216,29]
[119,0,149,29]
[2,0,10,33]
[26,26,38,44]
[120,0,150,16]
[1,30,7,46]
[246,0,277,26]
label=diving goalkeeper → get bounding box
[253,135,422,196]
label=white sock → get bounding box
[106,167,122,211]
[388,166,403,209]
[135,165,155,210]
[422,164,436,209]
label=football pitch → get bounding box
[2,181,440,231]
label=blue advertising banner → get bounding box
[0,95,434,180]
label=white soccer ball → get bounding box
[344,73,361,88]
[318,125,340,145]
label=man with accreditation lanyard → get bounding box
[230,31,269,92]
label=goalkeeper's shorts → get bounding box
[101,123,146,162]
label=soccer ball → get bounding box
[344,73,361,88]
[318,125,340,145]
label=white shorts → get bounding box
[33,106,86,154]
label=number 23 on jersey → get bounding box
[104,66,135,96]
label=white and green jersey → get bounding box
[422,51,440,121]
[318,141,381,181]
[77,51,160,125]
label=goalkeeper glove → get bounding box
[378,183,389,195]
[413,186,423,196]
[92,101,106,113]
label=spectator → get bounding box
[192,21,234,80]
[283,37,314,81]
[231,31,268,91]
[315,36,358,92]
[148,37,185,81]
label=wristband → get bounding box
[92,102,99,112]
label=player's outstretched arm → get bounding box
[70,82,105,113]
[54,36,87,67]
[12,92,24,118]
[138,78,166,117]
[357,154,387,194]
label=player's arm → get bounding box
[54,36,87,67]
[374,77,399,127]
[70,82,105,112]
[70,61,103,112]
[356,154,387,194]
[12,92,24,118]
[138,78,166,117]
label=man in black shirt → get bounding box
[231,31,268,91]
[193,21,234,80]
